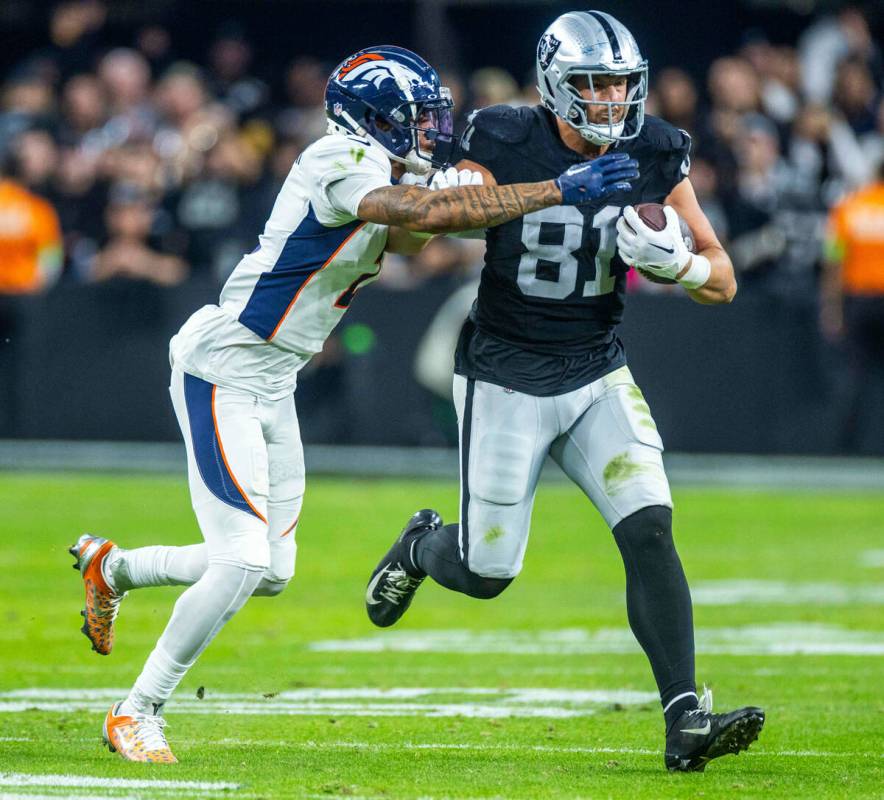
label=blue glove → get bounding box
[555,152,639,205]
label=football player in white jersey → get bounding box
[69,44,642,762]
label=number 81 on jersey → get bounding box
[517,205,621,299]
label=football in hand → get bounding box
[625,203,695,285]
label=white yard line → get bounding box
[0,687,654,702]
[859,549,884,568]
[302,796,496,800]
[309,623,884,656]
[0,704,599,719]
[221,740,882,759]
[691,580,884,605]
[0,687,657,719]
[0,775,238,791]
[3,739,879,762]
[3,738,879,760]
[0,794,143,800]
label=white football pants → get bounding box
[169,366,304,581]
[453,365,672,579]
[123,368,306,711]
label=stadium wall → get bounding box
[0,281,873,454]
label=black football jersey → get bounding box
[452,104,691,396]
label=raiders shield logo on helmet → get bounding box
[538,33,562,71]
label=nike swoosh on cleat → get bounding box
[365,564,391,606]
[650,243,675,254]
[680,721,711,735]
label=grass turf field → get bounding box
[0,472,882,799]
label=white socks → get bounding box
[106,544,289,598]
[120,563,264,715]
[119,645,189,717]
[106,545,208,592]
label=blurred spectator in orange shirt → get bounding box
[822,164,884,333]
[822,164,884,451]
[0,161,63,294]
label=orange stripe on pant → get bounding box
[210,385,267,524]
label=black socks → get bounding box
[413,505,698,731]
[612,505,698,730]
[412,523,512,599]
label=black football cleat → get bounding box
[365,509,441,628]
[665,688,765,772]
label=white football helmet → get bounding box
[536,11,648,146]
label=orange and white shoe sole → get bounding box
[102,703,178,764]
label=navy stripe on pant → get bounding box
[183,372,262,519]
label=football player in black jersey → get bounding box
[366,11,764,771]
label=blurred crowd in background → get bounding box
[0,0,880,299]
[1,1,883,454]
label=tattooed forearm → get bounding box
[358,181,562,233]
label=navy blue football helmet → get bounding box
[325,45,454,174]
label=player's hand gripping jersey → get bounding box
[170,132,392,398]
[454,105,691,395]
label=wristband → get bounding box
[678,254,711,289]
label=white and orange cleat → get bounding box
[69,534,125,655]
[103,702,178,763]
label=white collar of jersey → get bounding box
[328,112,432,176]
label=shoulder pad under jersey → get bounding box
[465,104,535,146]
[637,116,691,155]
[633,115,691,180]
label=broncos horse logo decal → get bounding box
[337,53,427,93]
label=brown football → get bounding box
[628,202,695,285]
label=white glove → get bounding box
[399,172,429,187]
[616,205,690,281]
[429,166,484,190]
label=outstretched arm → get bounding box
[360,152,639,234]
[358,181,561,234]
[384,167,488,254]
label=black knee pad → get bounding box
[613,505,674,554]
[463,573,513,599]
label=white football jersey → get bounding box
[170,132,392,399]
